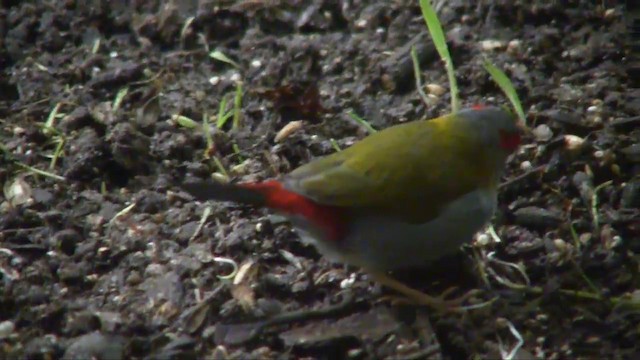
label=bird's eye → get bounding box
[499,130,521,151]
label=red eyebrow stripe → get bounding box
[471,104,486,110]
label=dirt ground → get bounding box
[1,0,638,359]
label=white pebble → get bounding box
[340,273,356,289]
[533,124,553,142]
[208,76,220,86]
[426,83,446,96]
[507,39,521,54]
[427,94,439,102]
[553,239,567,251]
[355,19,367,29]
[0,321,15,339]
[520,160,533,170]
[475,233,490,246]
[230,72,241,82]
[610,236,623,248]
[13,126,26,136]
[480,39,505,51]
[564,135,584,151]
[604,8,616,20]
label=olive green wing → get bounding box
[282,116,494,223]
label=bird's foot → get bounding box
[371,272,491,313]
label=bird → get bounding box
[183,105,525,310]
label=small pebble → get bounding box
[230,72,241,82]
[579,233,592,246]
[533,124,553,142]
[340,273,356,289]
[564,135,585,151]
[208,76,220,86]
[495,317,509,328]
[604,8,616,20]
[126,271,142,286]
[348,348,364,358]
[426,83,446,96]
[0,320,15,339]
[144,263,165,277]
[13,126,26,136]
[6,177,32,207]
[553,239,567,251]
[475,233,490,246]
[585,336,601,344]
[210,346,229,359]
[396,341,419,354]
[62,332,124,360]
[211,172,229,183]
[480,39,505,51]
[507,39,522,55]
[610,235,623,248]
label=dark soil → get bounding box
[1,1,638,359]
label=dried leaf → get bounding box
[255,82,325,122]
[4,177,32,207]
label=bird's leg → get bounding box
[369,271,480,312]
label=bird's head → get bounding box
[461,105,526,155]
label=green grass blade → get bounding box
[49,137,65,170]
[216,95,230,128]
[43,103,62,136]
[15,162,66,181]
[329,138,341,152]
[483,59,526,123]
[209,50,240,68]
[411,46,432,106]
[173,114,199,129]
[212,156,229,179]
[232,81,243,130]
[112,87,129,112]
[419,0,459,112]
[347,111,377,134]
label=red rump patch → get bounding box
[471,104,486,110]
[499,130,521,151]
[240,181,346,242]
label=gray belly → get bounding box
[302,187,497,271]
